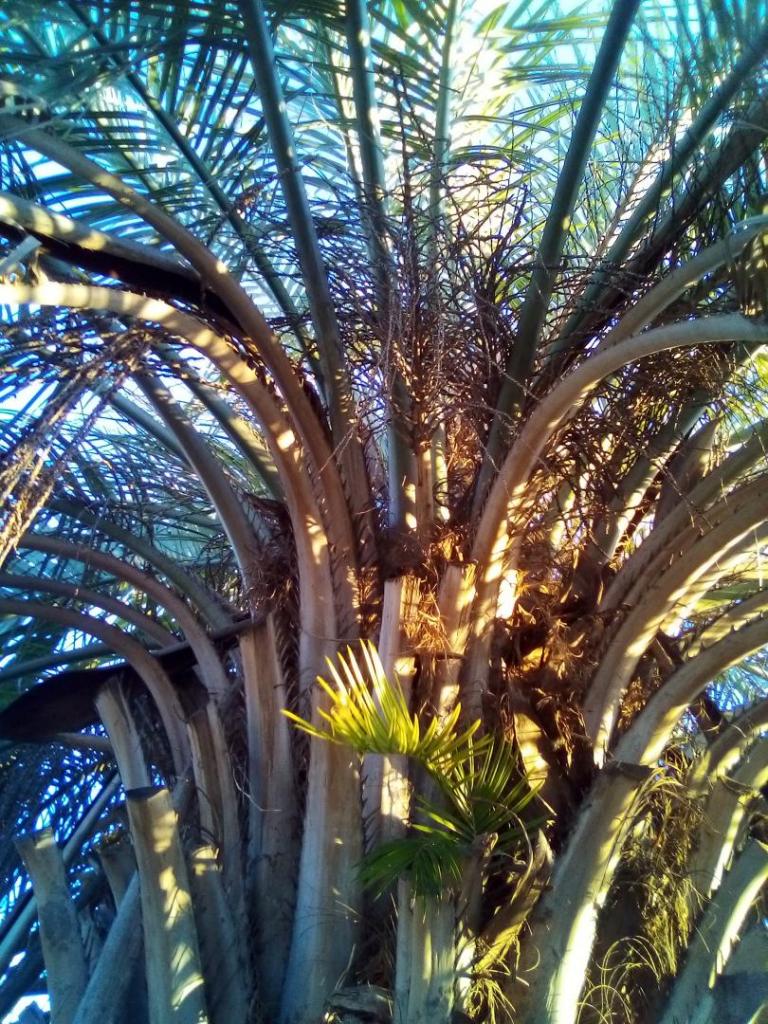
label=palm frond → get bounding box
[284,640,482,771]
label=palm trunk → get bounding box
[395,566,477,1022]
[95,677,152,790]
[15,830,88,1024]
[126,787,209,1024]
[93,833,135,907]
[369,576,421,847]
[71,876,145,1024]
[396,893,456,1024]
[189,846,251,1024]
[240,618,299,1016]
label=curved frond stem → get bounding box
[103,387,190,465]
[63,1,305,327]
[688,697,768,796]
[238,0,375,559]
[0,191,196,281]
[48,497,229,631]
[658,838,768,1024]
[427,0,459,245]
[475,0,642,513]
[180,373,284,500]
[345,0,393,290]
[602,416,768,612]
[18,535,232,701]
[585,482,768,759]
[688,740,768,902]
[0,116,359,595]
[0,280,343,633]
[463,315,768,722]
[654,417,721,527]
[0,572,174,647]
[615,611,768,767]
[0,644,112,683]
[687,587,768,658]
[594,217,768,347]
[472,316,768,582]
[547,96,768,363]
[573,391,712,597]
[554,23,768,349]
[133,370,267,583]
[4,538,245,909]
[343,0,417,538]
[0,598,190,772]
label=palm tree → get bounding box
[0,1,767,1022]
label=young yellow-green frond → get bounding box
[283,641,482,770]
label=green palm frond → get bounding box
[286,643,537,897]
[358,825,464,898]
[358,741,538,898]
[431,736,540,845]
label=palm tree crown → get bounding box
[0,2,767,1023]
